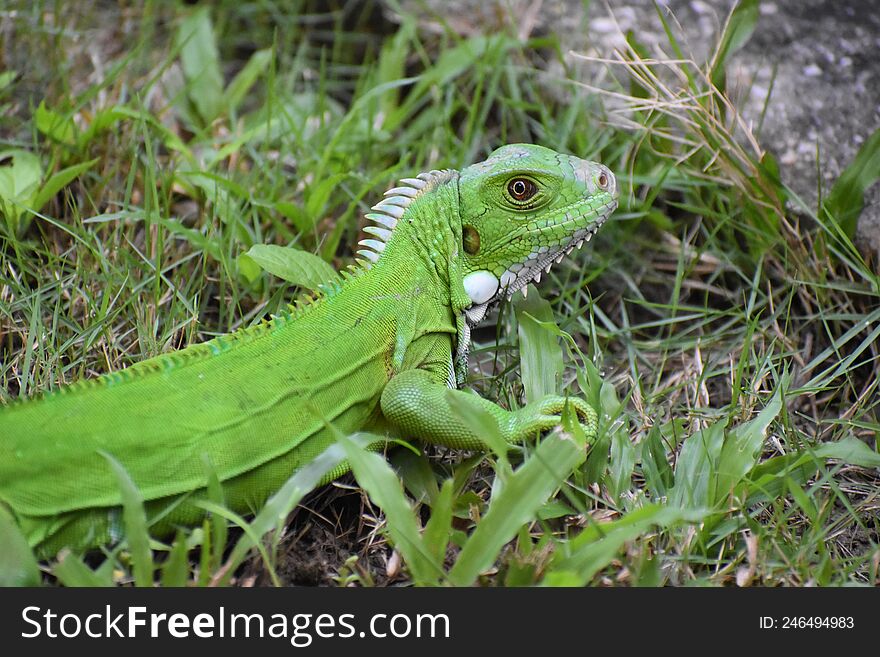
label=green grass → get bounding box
[0,0,878,587]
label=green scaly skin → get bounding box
[0,144,618,558]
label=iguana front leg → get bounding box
[381,369,598,450]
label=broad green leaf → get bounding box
[668,419,727,509]
[715,380,785,504]
[813,436,880,468]
[710,0,760,90]
[34,100,76,144]
[823,126,880,237]
[0,149,41,232]
[740,452,817,504]
[537,499,575,520]
[0,154,97,236]
[447,429,586,586]
[236,251,263,282]
[80,105,136,145]
[100,451,153,588]
[273,200,313,235]
[223,48,272,115]
[176,7,224,125]
[241,244,340,291]
[392,448,440,505]
[179,170,248,201]
[514,285,563,402]
[0,70,15,92]
[178,171,244,227]
[156,215,222,260]
[0,509,40,586]
[31,158,98,213]
[741,436,880,506]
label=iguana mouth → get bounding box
[498,199,615,300]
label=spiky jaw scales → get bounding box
[462,196,615,310]
[498,207,610,300]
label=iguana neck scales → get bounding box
[0,144,617,558]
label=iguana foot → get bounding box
[381,369,598,450]
[505,395,598,444]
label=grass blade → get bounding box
[548,504,707,585]
[53,551,112,587]
[447,429,586,586]
[338,432,440,585]
[0,509,41,586]
[100,451,154,588]
[515,285,564,402]
[213,434,371,585]
[822,126,880,237]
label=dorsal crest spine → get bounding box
[356,168,457,268]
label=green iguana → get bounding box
[0,144,617,558]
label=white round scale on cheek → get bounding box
[462,270,499,304]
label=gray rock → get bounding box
[734,0,880,261]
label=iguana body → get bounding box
[0,144,617,558]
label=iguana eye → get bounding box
[597,173,608,189]
[508,178,537,202]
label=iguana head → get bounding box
[457,144,617,310]
[357,143,616,384]
[359,144,616,315]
